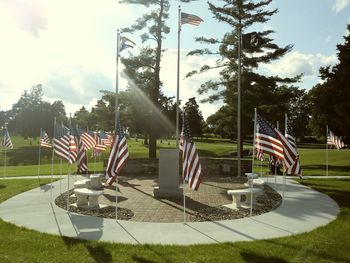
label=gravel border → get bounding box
[55,184,282,222]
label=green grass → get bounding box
[1,136,350,178]
[0,178,350,262]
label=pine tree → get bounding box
[309,24,350,139]
[187,0,300,151]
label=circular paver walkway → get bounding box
[0,176,339,245]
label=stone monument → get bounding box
[153,149,182,198]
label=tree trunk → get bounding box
[149,133,157,159]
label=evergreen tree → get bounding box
[183,97,204,137]
[309,24,350,140]
[187,0,300,152]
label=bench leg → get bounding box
[88,195,99,208]
[76,194,88,206]
[233,194,241,208]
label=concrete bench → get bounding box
[74,179,91,189]
[89,174,103,190]
[244,178,265,188]
[227,188,263,209]
[74,188,103,208]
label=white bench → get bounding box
[74,179,91,189]
[89,174,103,189]
[244,178,265,188]
[227,188,263,209]
[74,188,103,208]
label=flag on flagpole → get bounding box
[242,31,263,49]
[2,128,13,149]
[119,36,136,53]
[100,131,113,146]
[53,124,77,164]
[40,128,51,148]
[180,113,202,191]
[105,116,129,186]
[74,128,88,173]
[80,129,96,150]
[255,114,297,171]
[327,129,345,150]
[180,12,203,26]
[285,116,302,178]
[256,149,265,161]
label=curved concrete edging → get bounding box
[0,176,340,245]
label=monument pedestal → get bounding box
[153,149,182,198]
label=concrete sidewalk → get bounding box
[0,176,340,245]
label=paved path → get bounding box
[0,176,340,245]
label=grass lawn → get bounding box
[1,136,349,177]
[0,178,350,262]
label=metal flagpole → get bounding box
[252,108,257,173]
[115,29,120,221]
[177,6,187,224]
[50,118,56,202]
[249,109,257,217]
[3,148,6,178]
[67,115,72,212]
[237,21,242,178]
[326,125,329,177]
[176,5,181,148]
[37,129,42,184]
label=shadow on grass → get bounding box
[0,185,6,189]
[85,244,113,263]
[6,146,52,165]
[240,251,288,263]
[61,236,112,263]
[302,165,350,173]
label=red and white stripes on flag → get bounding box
[40,128,51,148]
[80,130,96,150]
[105,118,129,186]
[77,139,88,173]
[327,129,345,150]
[181,12,203,26]
[179,114,202,191]
[256,149,264,161]
[255,114,297,171]
[53,124,77,164]
[1,128,13,149]
[285,116,302,178]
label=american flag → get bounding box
[181,12,203,26]
[39,128,51,148]
[119,36,136,53]
[179,113,202,191]
[327,129,345,150]
[53,123,77,164]
[93,131,107,156]
[256,149,265,161]
[105,116,129,186]
[285,116,302,178]
[80,129,96,150]
[1,128,13,149]
[255,114,297,171]
[100,131,113,146]
[74,128,88,173]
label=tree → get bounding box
[187,0,300,153]
[309,24,350,141]
[119,0,171,158]
[183,97,204,137]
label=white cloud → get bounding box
[160,49,222,119]
[332,0,350,13]
[260,51,337,88]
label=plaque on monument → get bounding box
[153,149,182,198]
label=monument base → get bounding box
[153,186,182,198]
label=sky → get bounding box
[0,0,349,119]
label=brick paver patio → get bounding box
[100,176,246,222]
